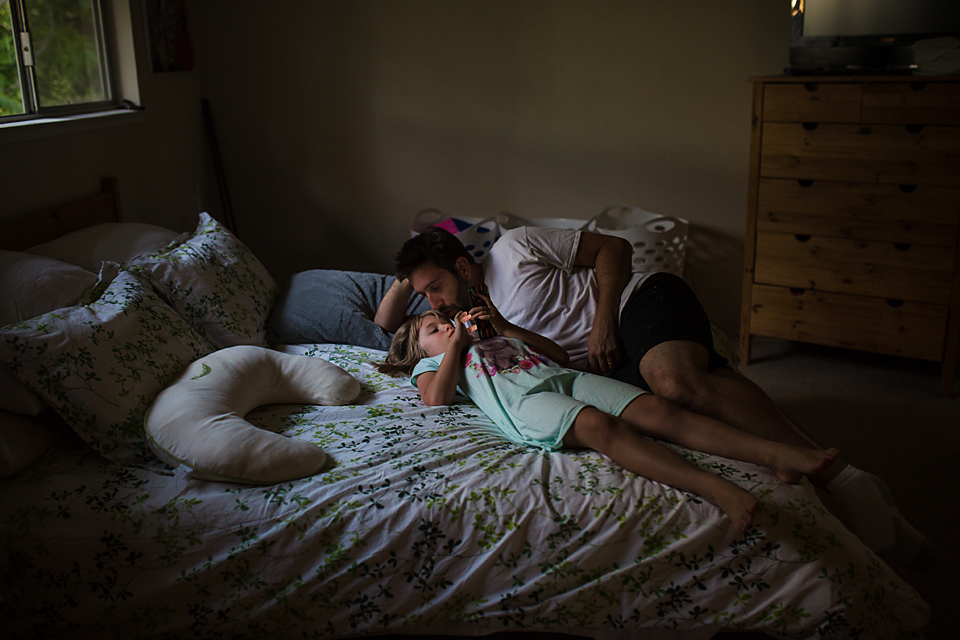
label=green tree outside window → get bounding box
[1,0,109,118]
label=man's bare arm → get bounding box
[572,232,632,374]
[374,278,414,333]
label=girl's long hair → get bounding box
[377,310,448,377]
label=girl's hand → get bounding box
[451,312,476,351]
[467,292,514,336]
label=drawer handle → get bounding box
[798,179,814,188]
[803,82,820,92]
[887,299,905,308]
[795,234,812,242]
[802,122,819,131]
[789,287,806,296]
[906,124,924,134]
[894,242,912,251]
[899,184,917,194]
[859,127,872,135]
[910,82,927,91]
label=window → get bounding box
[1,0,122,122]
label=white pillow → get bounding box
[127,213,277,349]
[25,222,181,273]
[0,249,98,328]
[0,266,216,462]
[145,346,360,484]
[0,409,64,478]
[0,249,98,417]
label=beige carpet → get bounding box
[737,336,960,639]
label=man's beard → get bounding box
[438,277,472,318]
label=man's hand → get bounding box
[587,313,621,375]
[575,232,630,375]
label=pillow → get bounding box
[266,270,431,349]
[25,222,181,272]
[1,249,98,416]
[145,345,360,484]
[127,213,277,349]
[0,409,65,478]
[0,267,216,462]
[0,249,98,328]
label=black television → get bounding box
[788,0,960,75]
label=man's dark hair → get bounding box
[395,226,473,280]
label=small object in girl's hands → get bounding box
[467,284,497,339]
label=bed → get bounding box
[0,178,930,640]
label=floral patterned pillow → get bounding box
[126,213,277,349]
[0,267,216,463]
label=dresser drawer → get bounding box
[763,82,862,123]
[760,122,960,185]
[754,231,955,304]
[748,284,948,361]
[862,82,960,125]
[756,178,960,245]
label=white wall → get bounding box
[190,0,790,333]
[0,0,207,235]
[1,0,791,335]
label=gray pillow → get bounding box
[265,270,430,349]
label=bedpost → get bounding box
[102,176,122,222]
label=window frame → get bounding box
[1,0,140,131]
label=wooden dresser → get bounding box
[740,75,960,397]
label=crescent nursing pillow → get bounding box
[145,346,361,484]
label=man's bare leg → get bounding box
[638,340,838,478]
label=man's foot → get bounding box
[770,446,840,484]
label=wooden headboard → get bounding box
[0,177,122,252]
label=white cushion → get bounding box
[25,222,180,272]
[145,346,360,485]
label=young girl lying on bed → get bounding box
[378,297,839,534]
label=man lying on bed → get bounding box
[375,224,937,571]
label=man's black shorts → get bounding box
[610,272,729,392]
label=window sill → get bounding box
[0,108,146,145]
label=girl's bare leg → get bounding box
[617,395,839,483]
[564,407,760,533]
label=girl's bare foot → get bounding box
[770,446,839,484]
[709,479,760,534]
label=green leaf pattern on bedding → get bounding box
[0,270,215,463]
[125,212,277,349]
[0,345,928,640]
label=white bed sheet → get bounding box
[0,344,929,639]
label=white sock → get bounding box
[827,465,939,571]
[826,465,895,551]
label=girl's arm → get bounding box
[417,314,473,406]
[469,293,570,367]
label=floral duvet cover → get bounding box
[1,344,929,640]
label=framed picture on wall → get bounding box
[143,0,194,73]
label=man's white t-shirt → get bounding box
[482,226,651,370]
